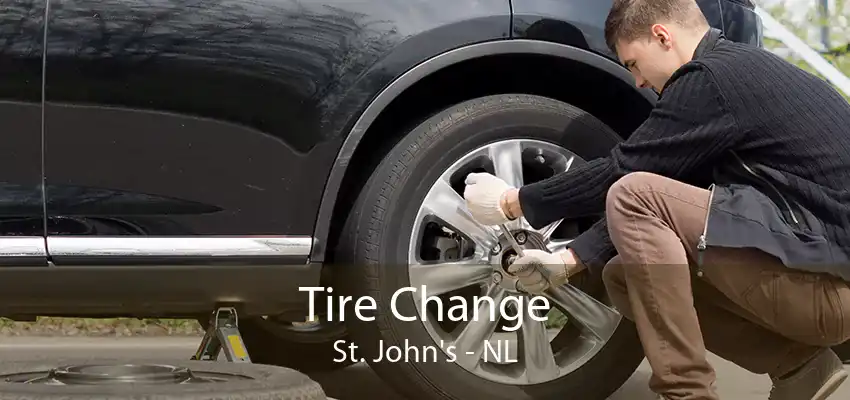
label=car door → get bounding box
[0,0,49,266]
[41,0,323,264]
[698,0,762,47]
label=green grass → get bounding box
[0,317,204,336]
[544,308,568,329]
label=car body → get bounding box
[4,0,818,399]
[0,0,761,316]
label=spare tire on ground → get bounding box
[0,358,327,400]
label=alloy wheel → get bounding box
[408,138,622,385]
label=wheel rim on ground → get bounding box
[408,138,623,386]
[1,364,253,385]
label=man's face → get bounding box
[615,24,688,92]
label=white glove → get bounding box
[463,172,514,226]
[508,249,570,294]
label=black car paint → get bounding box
[0,0,761,314]
[0,0,47,242]
[40,0,511,240]
[4,0,758,239]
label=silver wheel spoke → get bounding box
[409,260,493,297]
[423,178,499,249]
[488,142,528,231]
[537,219,563,241]
[453,285,507,370]
[545,284,620,342]
[489,141,524,188]
[546,238,573,253]
[563,155,576,172]
[520,303,559,383]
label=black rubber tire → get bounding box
[196,317,355,374]
[334,94,645,400]
[0,358,326,399]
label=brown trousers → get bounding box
[601,172,850,400]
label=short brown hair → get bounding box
[604,0,709,54]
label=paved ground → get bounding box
[0,336,848,399]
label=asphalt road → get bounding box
[1,336,848,399]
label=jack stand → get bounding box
[191,307,251,363]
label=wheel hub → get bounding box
[490,229,548,291]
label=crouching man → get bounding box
[462,0,850,399]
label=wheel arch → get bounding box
[310,38,657,263]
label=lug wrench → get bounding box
[499,223,532,293]
[500,223,556,294]
[499,223,525,257]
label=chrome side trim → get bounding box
[0,237,48,257]
[46,236,314,258]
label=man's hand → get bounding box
[508,249,584,294]
[463,173,517,225]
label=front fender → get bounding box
[310,38,656,262]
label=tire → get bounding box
[334,94,645,400]
[197,316,355,374]
[0,358,326,399]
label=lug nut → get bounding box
[535,149,545,164]
[515,232,527,244]
[505,254,518,269]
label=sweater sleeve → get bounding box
[518,63,742,234]
[566,217,616,273]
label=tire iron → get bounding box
[499,223,525,257]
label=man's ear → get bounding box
[650,24,673,48]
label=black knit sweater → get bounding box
[518,31,850,278]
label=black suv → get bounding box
[0,0,801,399]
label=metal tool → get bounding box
[192,306,252,363]
[500,223,532,292]
[499,223,525,257]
